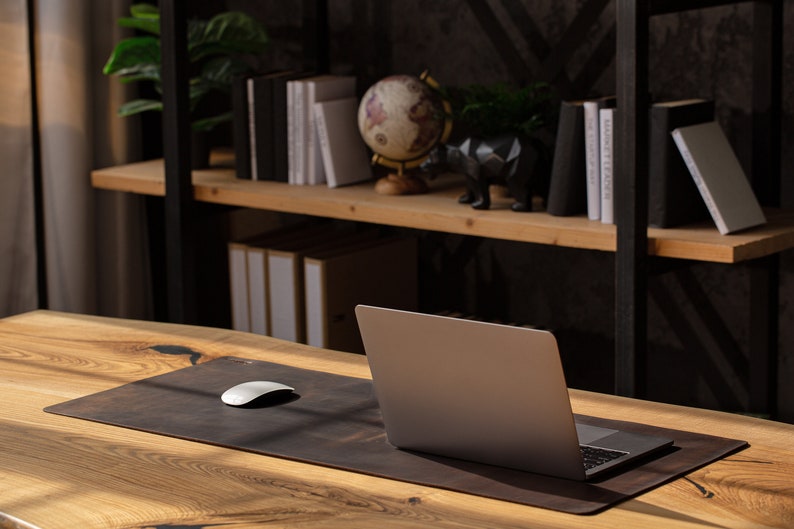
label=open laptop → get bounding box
[355,305,673,481]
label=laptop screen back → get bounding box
[355,305,587,480]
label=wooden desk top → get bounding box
[1,311,792,528]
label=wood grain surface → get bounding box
[1,310,793,528]
[91,157,794,263]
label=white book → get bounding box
[304,237,418,353]
[286,79,302,184]
[304,76,356,185]
[583,96,616,220]
[599,107,615,225]
[246,247,268,335]
[314,97,373,188]
[246,78,258,181]
[671,121,766,235]
[227,242,250,332]
[583,101,602,220]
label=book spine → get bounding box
[599,108,614,225]
[286,80,297,184]
[671,129,727,234]
[247,78,258,181]
[313,104,336,187]
[228,243,250,332]
[547,101,586,216]
[231,76,252,180]
[583,101,602,220]
[303,259,327,348]
[293,80,307,185]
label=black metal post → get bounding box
[747,0,782,416]
[160,0,197,324]
[614,0,650,397]
[303,0,330,73]
[26,0,48,309]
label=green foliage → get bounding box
[103,4,269,131]
[444,82,556,139]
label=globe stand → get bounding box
[374,166,428,195]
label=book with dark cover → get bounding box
[249,72,277,181]
[231,75,252,180]
[648,99,714,228]
[546,100,587,216]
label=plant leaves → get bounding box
[189,11,268,61]
[130,3,159,18]
[118,99,162,117]
[118,4,160,35]
[103,36,160,75]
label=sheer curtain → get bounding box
[0,0,151,319]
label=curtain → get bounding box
[0,0,151,319]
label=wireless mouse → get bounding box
[221,380,295,406]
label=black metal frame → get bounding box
[615,0,782,413]
[157,0,782,413]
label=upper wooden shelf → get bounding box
[92,156,794,264]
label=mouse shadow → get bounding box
[237,392,302,409]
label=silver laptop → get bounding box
[355,305,673,481]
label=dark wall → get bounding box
[217,0,794,421]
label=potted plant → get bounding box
[103,3,269,166]
[434,82,557,211]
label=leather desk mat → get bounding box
[45,356,747,514]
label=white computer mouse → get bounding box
[221,380,295,406]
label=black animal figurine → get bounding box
[424,135,545,211]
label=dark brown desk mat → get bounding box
[45,356,747,514]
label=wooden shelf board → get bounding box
[91,158,794,264]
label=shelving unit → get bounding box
[95,0,788,415]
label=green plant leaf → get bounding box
[103,36,160,75]
[189,11,268,61]
[118,98,162,117]
[118,4,160,35]
[199,56,251,88]
[130,3,159,18]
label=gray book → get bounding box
[671,121,766,234]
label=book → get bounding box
[267,229,378,342]
[227,241,250,331]
[243,223,320,335]
[599,107,615,224]
[245,70,305,182]
[546,100,587,216]
[287,75,329,184]
[271,71,310,183]
[231,75,252,180]
[671,121,766,235]
[648,99,714,228]
[248,73,275,181]
[304,75,357,185]
[304,236,418,353]
[313,97,373,188]
[583,96,616,220]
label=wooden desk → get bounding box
[1,311,792,528]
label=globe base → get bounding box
[374,173,428,195]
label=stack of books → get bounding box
[232,71,372,188]
[547,96,765,234]
[228,224,418,354]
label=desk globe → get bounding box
[358,72,452,194]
